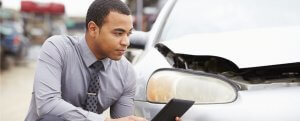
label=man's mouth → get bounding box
[116,49,126,55]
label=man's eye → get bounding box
[114,32,122,36]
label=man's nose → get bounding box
[120,36,130,47]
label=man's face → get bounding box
[90,11,133,60]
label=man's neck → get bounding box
[85,34,105,60]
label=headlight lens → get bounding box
[147,69,237,104]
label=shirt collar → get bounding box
[101,57,110,71]
[78,36,110,71]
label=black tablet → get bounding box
[151,98,195,121]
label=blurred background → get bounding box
[0,0,165,120]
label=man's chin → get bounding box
[109,55,122,60]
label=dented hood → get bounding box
[159,26,300,68]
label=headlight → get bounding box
[146,69,238,104]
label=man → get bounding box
[25,0,182,121]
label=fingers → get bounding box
[175,117,182,121]
[128,115,148,121]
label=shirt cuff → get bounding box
[87,112,106,121]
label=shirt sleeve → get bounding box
[109,61,136,118]
[33,36,106,121]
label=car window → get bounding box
[159,0,300,42]
[0,25,16,35]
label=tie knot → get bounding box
[91,61,103,72]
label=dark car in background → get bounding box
[130,0,300,121]
[0,22,29,69]
[1,8,29,70]
[0,23,26,54]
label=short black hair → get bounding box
[85,0,131,29]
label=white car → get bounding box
[130,0,300,121]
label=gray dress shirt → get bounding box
[25,35,136,121]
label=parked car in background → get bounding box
[1,8,29,70]
[0,22,29,69]
[130,0,300,121]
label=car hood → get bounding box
[159,26,300,68]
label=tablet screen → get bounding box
[151,98,195,121]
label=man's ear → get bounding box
[87,21,99,37]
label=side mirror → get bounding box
[146,68,238,104]
[129,31,148,49]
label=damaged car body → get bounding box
[130,0,300,121]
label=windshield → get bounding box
[159,0,300,42]
[0,25,17,35]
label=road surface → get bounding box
[0,61,36,121]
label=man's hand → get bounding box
[105,115,147,121]
[175,117,182,121]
